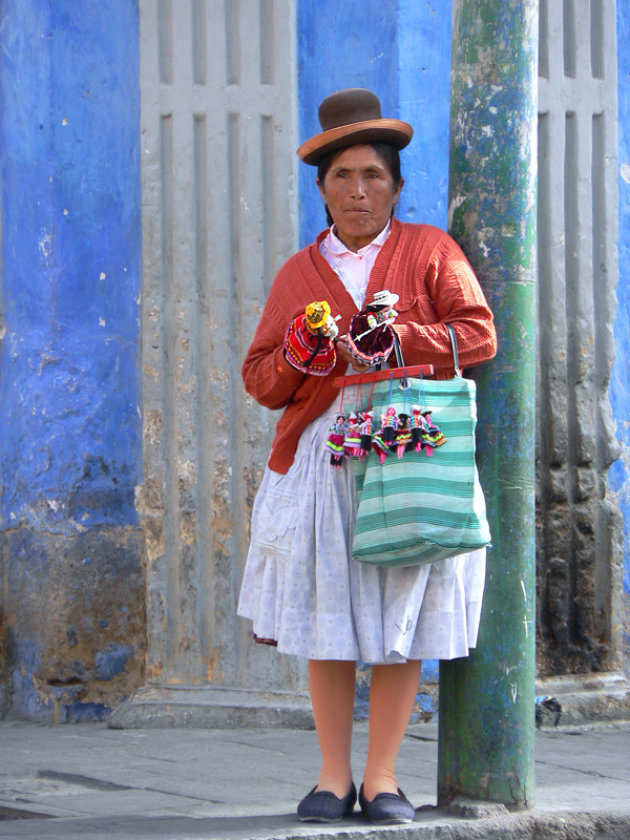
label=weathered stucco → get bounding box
[535,0,623,678]
[3,528,145,721]
[0,1,144,720]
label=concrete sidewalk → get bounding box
[1,719,629,840]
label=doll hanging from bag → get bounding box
[326,412,349,467]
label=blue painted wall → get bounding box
[612,0,630,673]
[297,0,452,248]
[0,0,144,720]
[0,1,141,533]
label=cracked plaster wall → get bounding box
[0,0,144,720]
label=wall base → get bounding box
[536,672,630,727]
[108,672,630,731]
[2,526,145,723]
[108,685,314,730]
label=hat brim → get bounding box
[297,119,413,166]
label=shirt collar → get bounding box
[326,219,392,256]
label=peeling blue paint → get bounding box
[94,643,134,681]
[0,1,144,721]
[8,638,53,722]
[0,0,142,537]
[67,702,111,723]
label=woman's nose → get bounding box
[349,176,366,198]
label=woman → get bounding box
[238,88,497,825]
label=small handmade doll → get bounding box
[343,412,362,458]
[284,300,341,376]
[344,290,399,367]
[411,404,446,455]
[394,412,412,459]
[379,405,398,443]
[420,410,447,453]
[326,413,349,467]
[371,405,398,463]
[357,410,374,459]
[410,405,424,452]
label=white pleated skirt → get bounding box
[237,394,486,664]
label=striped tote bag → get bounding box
[351,328,491,568]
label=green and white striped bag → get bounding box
[351,326,491,568]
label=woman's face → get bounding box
[317,145,403,252]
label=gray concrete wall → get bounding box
[136,0,305,700]
[536,0,623,676]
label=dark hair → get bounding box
[316,142,403,227]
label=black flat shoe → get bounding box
[297,782,357,822]
[359,783,415,824]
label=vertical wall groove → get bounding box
[539,0,549,78]
[192,112,212,666]
[159,112,182,674]
[592,111,607,476]
[225,0,241,86]
[261,115,275,297]
[260,0,274,84]
[590,0,605,80]
[192,0,207,85]
[564,110,579,644]
[563,0,577,78]
[157,0,173,85]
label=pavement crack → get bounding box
[535,759,630,783]
[139,785,225,804]
[37,770,131,791]
[37,770,224,805]
[406,733,438,743]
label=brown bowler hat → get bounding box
[297,88,413,166]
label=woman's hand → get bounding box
[336,335,373,373]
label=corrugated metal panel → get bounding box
[537,0,622,674]
[138,0,302,689]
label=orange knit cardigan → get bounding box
[242,219,497,474]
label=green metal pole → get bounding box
[438,0,538,810]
